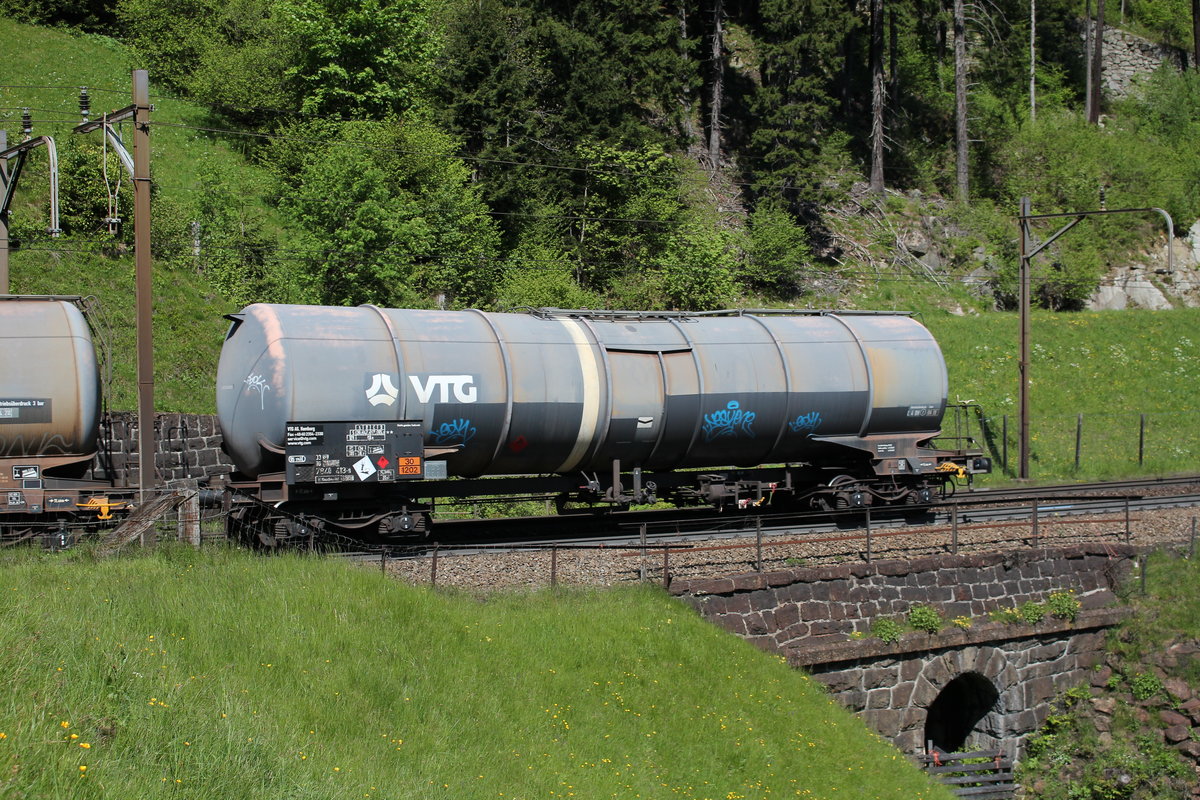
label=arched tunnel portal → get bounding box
[924,671,1000,753]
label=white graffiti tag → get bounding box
[244,374,271,410]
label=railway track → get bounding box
[341,474,1200,561]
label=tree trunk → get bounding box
[1193,0,1199,71]
[708,0,724,167]
[954,0,968,201]
[1029,0,1036,122]
[869,0,885,194]
[679,2,698,144]
[1089,0,1104,123]
[889,7,898,112]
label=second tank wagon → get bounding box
[217,305,989,543]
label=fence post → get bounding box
[865,507,872,563]
[1031,499,1039,546]
[381,548,387,575]
[1190,517,1196,560]
[551,545,558,587]
[431,544,439,587]
[1124,497,1131,544]
[1002,415,1008,476]
[951,503,959,555]
[1080,417,1089,472]
[1138,413,1146,467]
[639,523,648,582]
[662,546,670,589]
[755,516,763,572]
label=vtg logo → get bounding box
[409,375,478,404]
[365,373,400,407]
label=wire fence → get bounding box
[951,409,1200,480]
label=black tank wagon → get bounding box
[217,304,989,545]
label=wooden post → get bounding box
[551,545,558,587]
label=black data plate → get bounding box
[284,421,425,485]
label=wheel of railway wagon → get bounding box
[228,506,274,548]
[379,511,430,540]
[258,517,316,549]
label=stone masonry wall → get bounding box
[797,610,1123,754]
[96,412,234,488]
[669,544,1134,653]
[1085,22,1189,99]
[669,544,1136,754]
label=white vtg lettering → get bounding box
[409,375,478,404]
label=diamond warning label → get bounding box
[352,456,377,481]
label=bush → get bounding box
[906,604,942,634]
[1130,671,1163,702]
[1048,590,1081,622]
[871,618,904,644]
[1020,601,1047,626]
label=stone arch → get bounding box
[924,671,1000,753]
[906,647,1013,754]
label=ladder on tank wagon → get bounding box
[917,747,1016,799]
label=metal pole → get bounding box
[755,516,763,572]
[0,129,7,294]
[662,546,670,588]
[551,545,558,587]
[430,544,439,587]
[1019,197,1032,480]
[1080,417,1089,472]
[1124,497,1131,544]
[381,548,387,574]
[1190,517,1196,559]
[1002,414,1008,475]
[951,503,959,555]
[1031,498,1039,546]
[1138,413,1146,467]
[639,522,648,582]
[865,507,873,562]
[132,70,156,521]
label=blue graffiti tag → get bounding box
[429,418,477,446]
[702,401,756,442]
[788,411,822,436]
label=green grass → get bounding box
[927,307,1200,481]
[1107,551,1200,679]
[0,545,952,800]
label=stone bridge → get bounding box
[670,544,1135,755]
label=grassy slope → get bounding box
[0,16,247,413]
[0,546,953,800]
